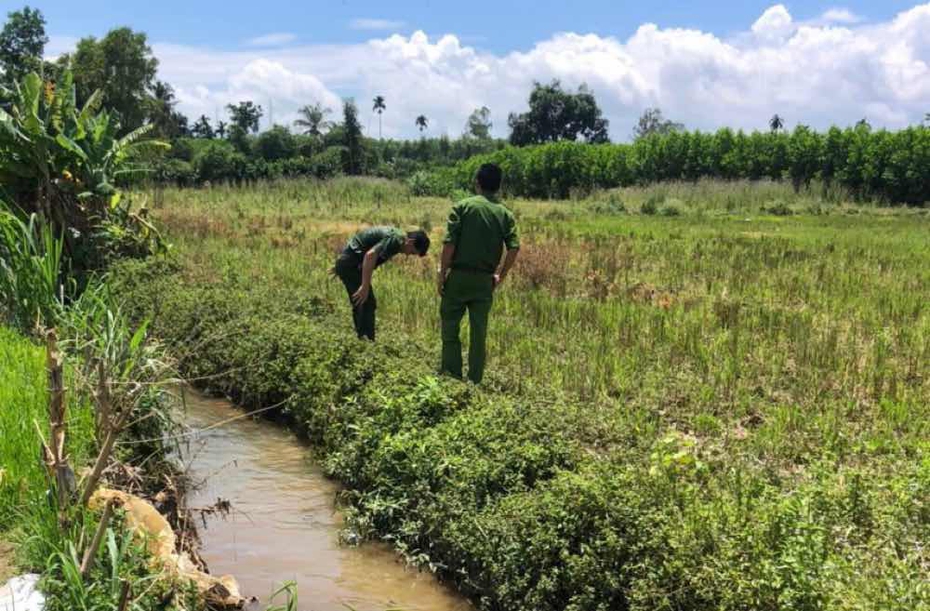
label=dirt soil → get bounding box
[0,539,15,583]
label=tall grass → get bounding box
[117,177,930,610]
[0,209,69,332]
[0,326,94,529]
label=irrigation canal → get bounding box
[183,389,471,611]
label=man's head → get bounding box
[475,163,503,195]
[403,230,431,256]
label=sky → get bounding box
[23,0,930,139]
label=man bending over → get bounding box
[334,227,430,340]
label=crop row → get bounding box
[421,126,930,203]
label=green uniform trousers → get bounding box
[440,270,494,383]
[334,254,377,341]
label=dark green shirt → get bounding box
[343,226,405,268]
[444,195,520,274]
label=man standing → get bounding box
[438,163,520,383]
[334,227,430,340]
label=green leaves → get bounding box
[0,70,165,276]
[445,127,930,203]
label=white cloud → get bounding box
[819,8,863,24]
[64,3,930,139]
[247,32,298,47]
[349,18,406,31]
[751,4,794,41]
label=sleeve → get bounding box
[504,212,520,250]
[374,234,401,263]
[443,203,463,245]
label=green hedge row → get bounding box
[149,142,345,187]
[428,126,930,203]
[112,259,930,611]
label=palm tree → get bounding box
[294,102,332,137]
[216,121,227,139]
[415,115,428,133]
[372,95,386,139]
[769,114,784,133]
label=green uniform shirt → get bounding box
[343,226,405,268]
[444,195,520,274]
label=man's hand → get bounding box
[493,273,507,290]
[352,284,371,307]
[437,271,447,297]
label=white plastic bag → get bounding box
[0,574,45,611]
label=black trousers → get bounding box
[334,254,376,340]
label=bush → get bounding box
[765,199,795,216]
[311,147,345,179]
[254,125,298,161]
[155,158,196,187]
[193,141,245,183]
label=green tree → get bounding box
[632,108,684,140]
[343,98,364,174]
[0,6,47,89]
[191,115,214,139]
[294,102,332,137]
[770,114,784,133]
[63,28,158,134]
[216,120,227,139]
[226,100,263,152]
[254,125,296,161]
[508,81,609,146]
[147,80,188,139]
[372,95,386,139]
[415,115,428,133]
[464,106,492,139]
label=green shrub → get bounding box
[192,140,242,183]
[765,199,795,216]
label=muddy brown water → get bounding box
[182,390,471,611]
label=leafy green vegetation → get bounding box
[427,126,930,202]
[113,177,930,611]
[0,70,166,279]
[0,64,198,611]
[0,325,197,611]
[0,326,92,526]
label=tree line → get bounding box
[425,125,930,204]
[2,6,928,201]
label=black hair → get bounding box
[408,230,430,256]
[475,163,503,193]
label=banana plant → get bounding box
[0,70,168,269]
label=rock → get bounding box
[89,488,243,608]
[0,574,44,611]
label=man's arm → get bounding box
[494,248,519,289]
[437,243,455,296]
[352,248,378,306]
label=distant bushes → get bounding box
[145,125,929,205]
[431,125,930,204]
[112,258,930,611]
[148,139,347,187]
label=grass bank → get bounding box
[117,177,930,610]
[0,325,200,611]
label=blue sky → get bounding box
[33,0,920,53]
[23,1,930,139]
